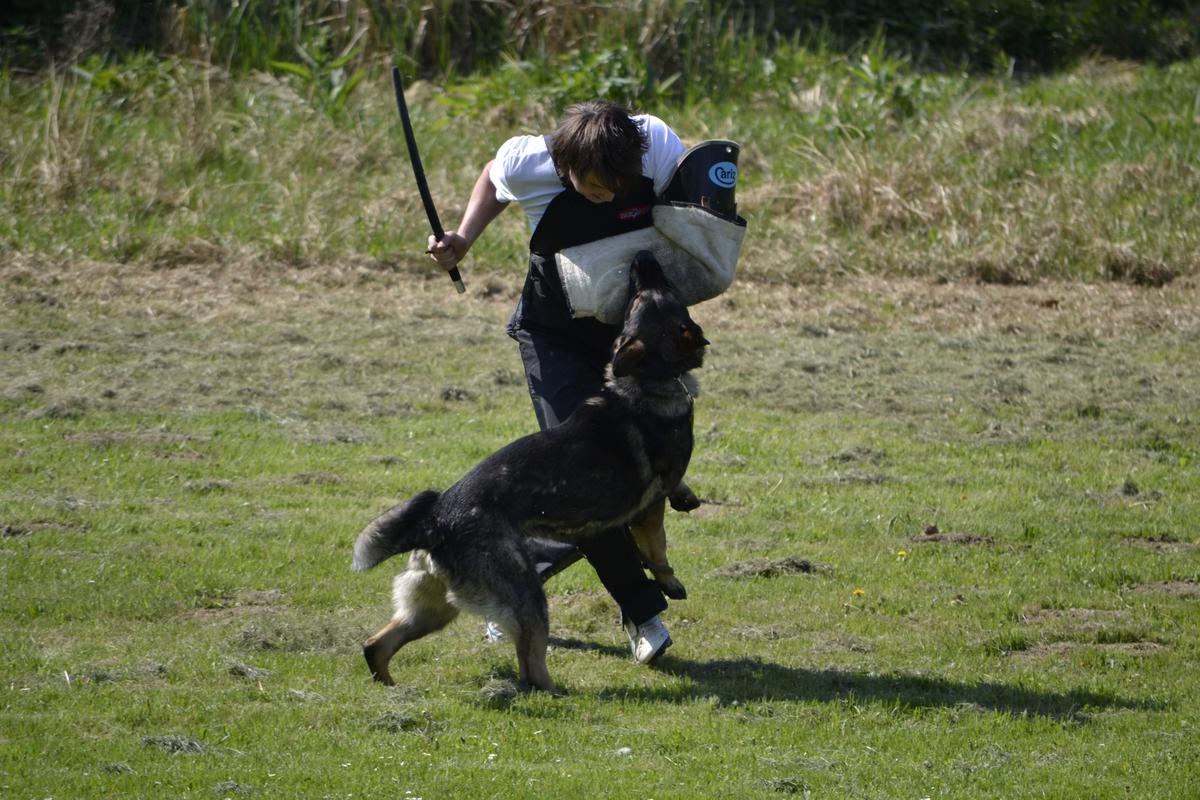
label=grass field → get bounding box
[3,52,1200,798]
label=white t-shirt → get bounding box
[489,114,685,232]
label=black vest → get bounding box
[507,172,657,358]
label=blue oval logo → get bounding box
[708,161,737,188]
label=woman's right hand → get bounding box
[427,231,469,267]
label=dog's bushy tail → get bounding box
[351,490,441,571]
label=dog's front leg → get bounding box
[630,498,687,600]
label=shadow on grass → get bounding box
[549,636,1162,721]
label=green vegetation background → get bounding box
[3,1,1199,283]
[7,0,1200,75]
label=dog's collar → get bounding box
[603,372,696,418]
[640,373,696,416]
[675,376,694,406]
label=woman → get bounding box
[426,100,690,664]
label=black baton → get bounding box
[391,66,466,294]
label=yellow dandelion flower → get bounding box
[852,588,865,597]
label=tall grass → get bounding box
[166,0,791,105]
[3,4,1199,284]
[3,44,1199,284]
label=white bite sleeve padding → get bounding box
[555,205,745,324]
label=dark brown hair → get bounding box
[549,101,647,195]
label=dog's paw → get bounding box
[363,642,395,686]
[514,680,565,697]
[668,484,702,513]
[657,575,688,600]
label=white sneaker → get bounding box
[483,621,505,643]
[622,614,672,664]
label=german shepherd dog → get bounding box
[351,251,708,693]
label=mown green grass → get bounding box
[3,254,1199,797]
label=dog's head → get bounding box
[611,251,709,379]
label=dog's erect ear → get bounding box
[630,250,667,293]
[611,335,647,377]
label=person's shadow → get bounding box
[548,636,1161,720]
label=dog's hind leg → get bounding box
[363,554,458,685]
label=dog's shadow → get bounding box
[548,636,1161,721]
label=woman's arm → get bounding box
[427,160,509,268]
